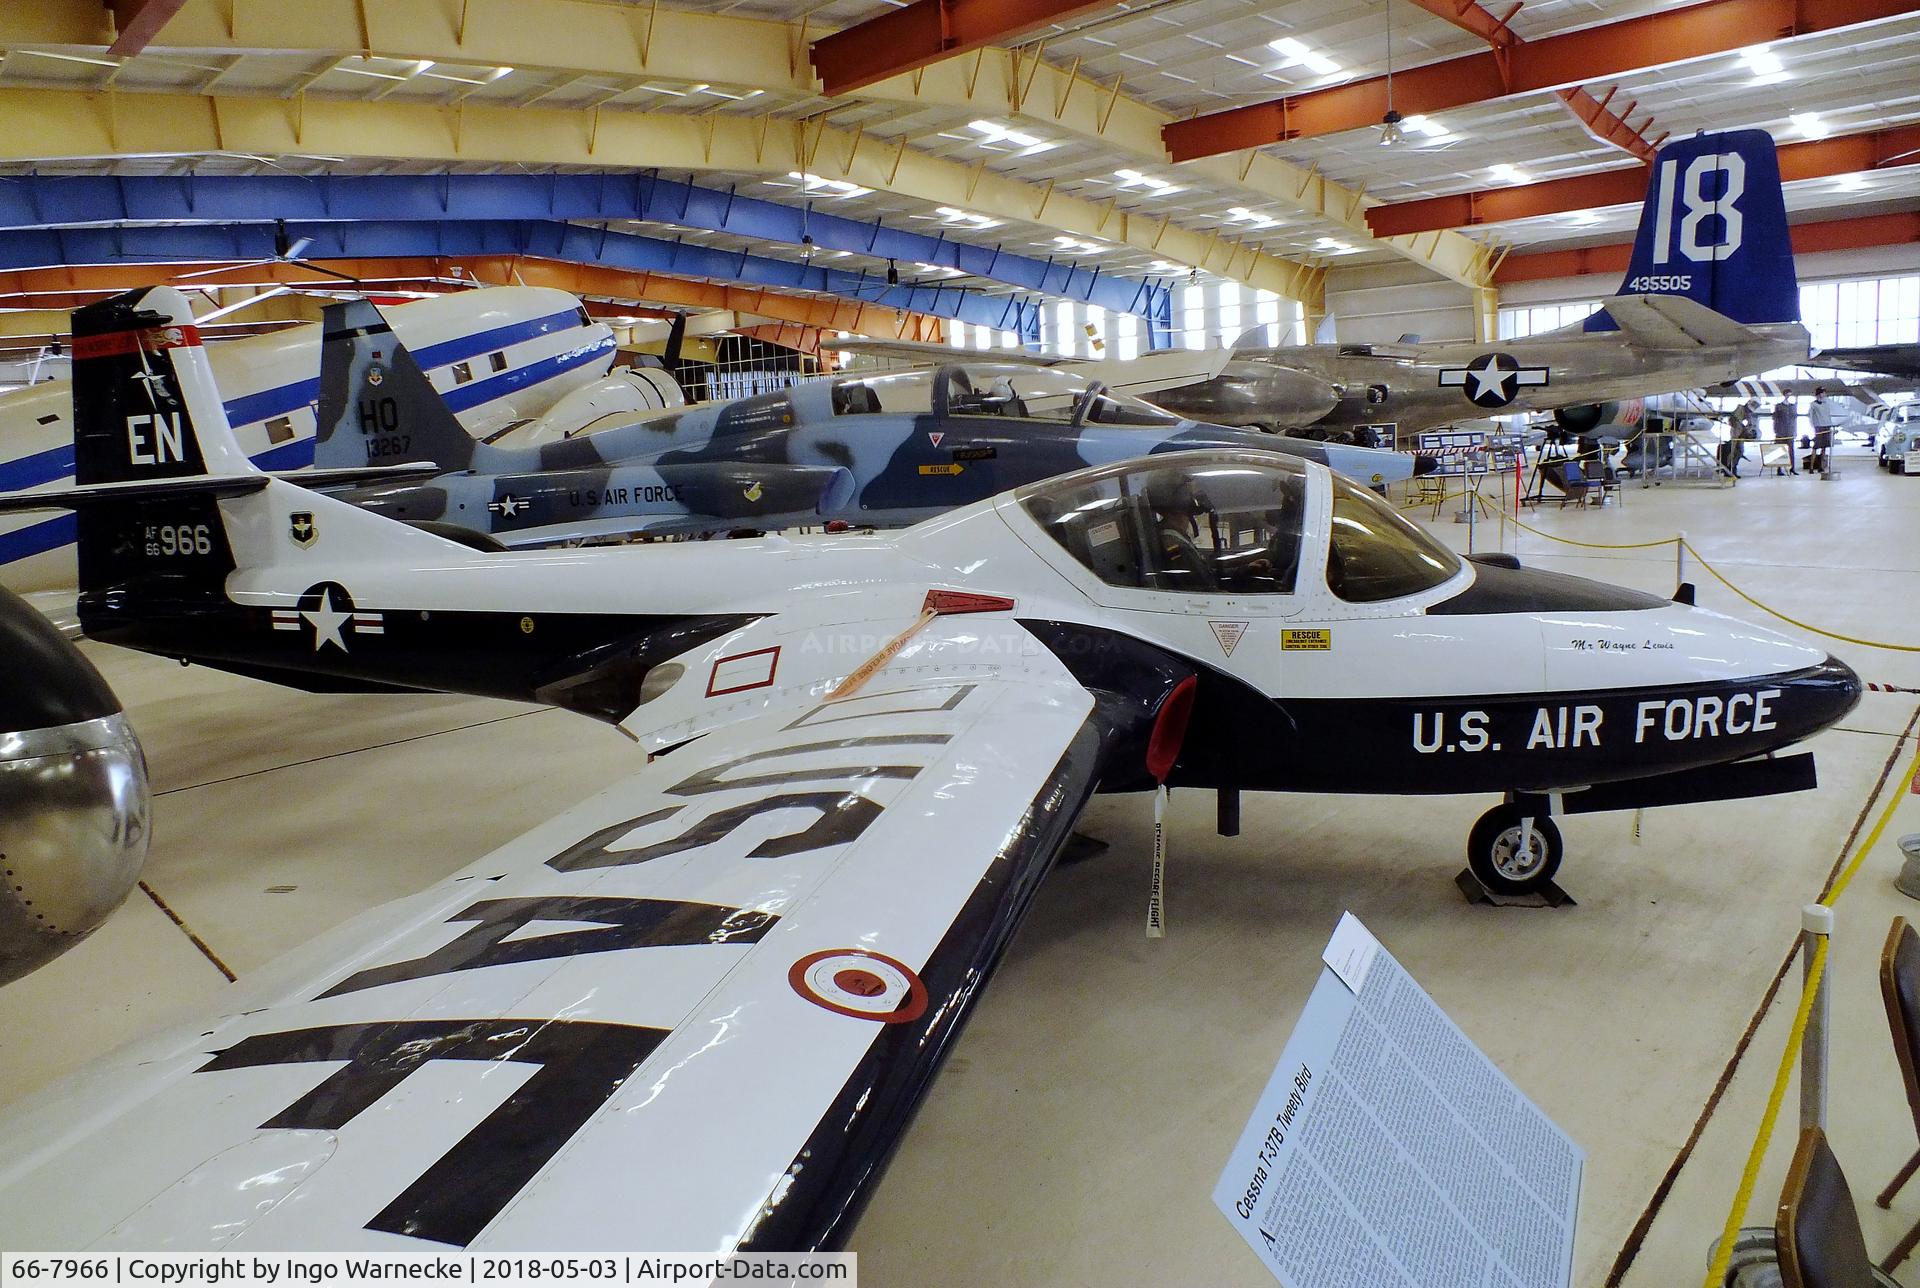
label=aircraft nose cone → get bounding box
[1806,653,1865,731]
[0,586,150,985]
[1414,453,1442,477]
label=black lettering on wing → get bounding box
[200,1018,668,1247]
[318,895,777,997]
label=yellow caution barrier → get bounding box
[1699,746,1920,1288]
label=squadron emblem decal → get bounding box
[271,581,384,653]
[288,511,317,548]
[789,948,928,1023]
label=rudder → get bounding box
[1590,129,1798,330]
[314,299,476,472]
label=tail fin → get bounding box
[314,299,476,472]
[1590,129,1797,331]
[71,286,254,485]
[68,287,256,595]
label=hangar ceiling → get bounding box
[0,0,1912,338]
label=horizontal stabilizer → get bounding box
[1598,294,1754,349]
[0,474,269,513]
[0,463,439,514]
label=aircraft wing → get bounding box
[0,655,1109,1251]
[834,337,1063,366]
[1598,294,1755,349]
[833,339,1233,398]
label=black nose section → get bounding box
[1414,453,1441,477]
[0,585,121,731]
[1804,653,1864,731]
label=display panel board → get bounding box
[1214,914,1583,1288]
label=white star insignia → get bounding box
[301,586,353,653]
[1467,362,1514,402]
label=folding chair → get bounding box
[1558,457,1593,508]
[1874,917,1920,1273]
[1778,1126,1882,1287]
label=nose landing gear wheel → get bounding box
[1468,805,1563,896]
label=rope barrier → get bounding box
[1679,541,1920,654]
[1698,745,1920,1288]
[1491,508,1680,550]
[1486,510,1920,652]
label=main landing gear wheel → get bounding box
[1467,805,1563,896]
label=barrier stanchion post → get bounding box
[1676,532,1688,588]
[1801,902,1834,1131]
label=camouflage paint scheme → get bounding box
[314,300,1425,545]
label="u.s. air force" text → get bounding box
[1412,688,1780,753]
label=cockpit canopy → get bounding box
[827,363,1183,429]
[1017,453,1460,602]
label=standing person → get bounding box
[1771,398,1798,475]
[1808,388,1837,475]
[1723,399,1757,477]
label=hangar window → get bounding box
[264,417,294,444]
[1021,457,1307,595]
[1325,474,1461,602]
[489,351,508,372]
[452,361,473,385]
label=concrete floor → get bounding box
[2,450,1918,1286]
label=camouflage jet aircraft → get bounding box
[312,300,1433,547]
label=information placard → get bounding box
[1214,914,1583,1288]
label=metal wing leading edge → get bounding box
[0,662,1110,1252]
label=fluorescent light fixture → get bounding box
[1053,235,1107,254]
[967,119,1055,152]
[489,66,514,81]
[15,49,123,69]
[1225,206,1280,228]
[1488,163,1530,184]
[1114,168,1182,194]
[1316,237,1359,255]
[1399,114,1454,142]
[1789,111,1829,139]
[1741,45,1788,84]
[934,205,1001,228]
[1148,260,1185,274]
[1565,210,1601,226]
[1268,36,1340,76]
[787,171,871,198]
[1835,172,1869,192]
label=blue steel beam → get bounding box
[0,172,1172,341]
[0,220,1047,343]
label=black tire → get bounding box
[1467,806,1564,895]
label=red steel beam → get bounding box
[106,0,189,56]
[1367,122,1920,236]
[810,0,1112,96]
[1162,0,1920,161]
[1411,1,1663,161]
[1494,210,1920,282]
